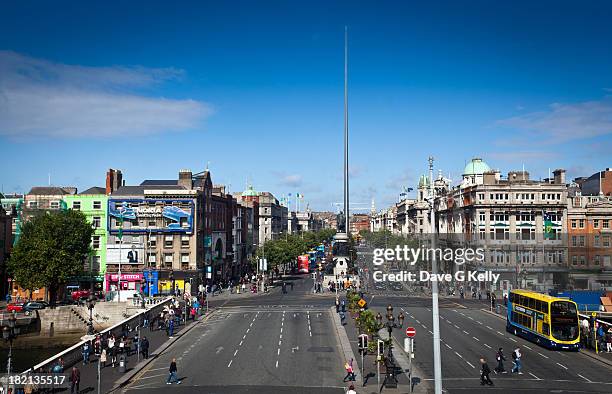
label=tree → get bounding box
[8,210,93,304]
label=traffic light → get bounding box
[358,334,368,351]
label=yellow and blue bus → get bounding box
[507,290,580,350]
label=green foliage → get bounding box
[8,210,94,301]
[356,309,382,336]
[255,229,336,268]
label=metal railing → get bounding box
[23,297,173,373]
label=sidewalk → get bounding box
[337,302,430,394]
[68,309,207,394]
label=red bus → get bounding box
[298,255,309,273]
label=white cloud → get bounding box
[275,173,303,188]
[0,51,211,139]
[497,98,612,142]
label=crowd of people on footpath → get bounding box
[580,316,612,353]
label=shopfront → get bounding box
[105,273,143,292]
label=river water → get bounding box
[0,347,68,372]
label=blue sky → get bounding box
[1,1,611,211]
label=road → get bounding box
[120,247,612,394]
[123,277,347,393]
[358,245,612,393]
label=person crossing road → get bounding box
[494,347,507,374]
[479,357,493,386]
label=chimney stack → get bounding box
[178,169,193,189]
[553,169,566,185]
[106,169,123,195]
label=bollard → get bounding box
[119,354,127,373]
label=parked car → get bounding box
[6,303,24,313]
[70,290,91,302]
[23,301,47,311]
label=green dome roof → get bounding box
[242,185,258,197]
[418,175,429,188]
[463,158,491,176]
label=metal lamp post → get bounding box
[87,295,96,335]
[375,305,404,390]
[3,312,20,393]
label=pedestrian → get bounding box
[166,358,181,384]
[494,347,507,374]
[143,312,150,328]
[342,358,356,382]
[340,311,346,325]
[341,300,346,313]
[335,298,340,313]
[479,357,493,386]
[168,317,175,338]
[82,341,90,365]
[597,324,605,353]
[119,336,126,355]
[346,383,357,394]
[100,348,107,368]
[511,347,523,374]
[141,336,149,359]
[70,366,80,394]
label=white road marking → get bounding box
[523,345,532,350]
[496,331,504,336]
[279,334,282,339]
[483,343,492,349]
[422,324,427,329]
[454,351,463,359]
[529,372,540,380]
[234,349,238,356]
[445,343,452,349]
[428,330,433,335]
[279,340,282,346]
[454,325,460,329]
[416,320,421,324]
[508,337,517,343]
[465,360,476,369]
[538,352,549,359]
[243,335,246,340]
[556,362,568,370]
[472,336,480,342]
[239,340,243,346]
[463,330,469,335]
[246,328,250,333]
[578,374,592,383]
[275,360,279,368]
[277,348,280,355]
[280,327,283,333]
[227,360,233,368]
[468,316,474,320]
[477,321,483,325]
[138,373,168,380]
[486,326,493,330]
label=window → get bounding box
[28,201,38,209]
[579,219,585,229]
[92,216,101,228]
[181,235,189,247]
[594,219,600,228]
[149,235,157,247]
[163,253,173,268]
[572,255,577,265]
[72,201,81,210]
[594,235,600,247]
[92,236,100,249]
[604,220,610,229]
[91,256,101,272]
[164,235,173,247]
[93,201,102,209]
[148,220,156,227]
[479,211,485,222]
[579,255,586,265]
[571,236,577,247]
[579,236,585,247]
[50,201,60,209]
[594,255,600,265]
[478,193,485,200]
[148,253,156,263]
[571,219,577,229]
[603,236,611,247]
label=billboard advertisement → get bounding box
[108,199,194,234]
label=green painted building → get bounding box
[63,187,108,291]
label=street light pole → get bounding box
[429,156,443,394]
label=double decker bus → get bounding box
[507,290,580,350]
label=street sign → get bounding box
[591,312,597,317]
[405,327,416,337]
[357,298,366,308]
